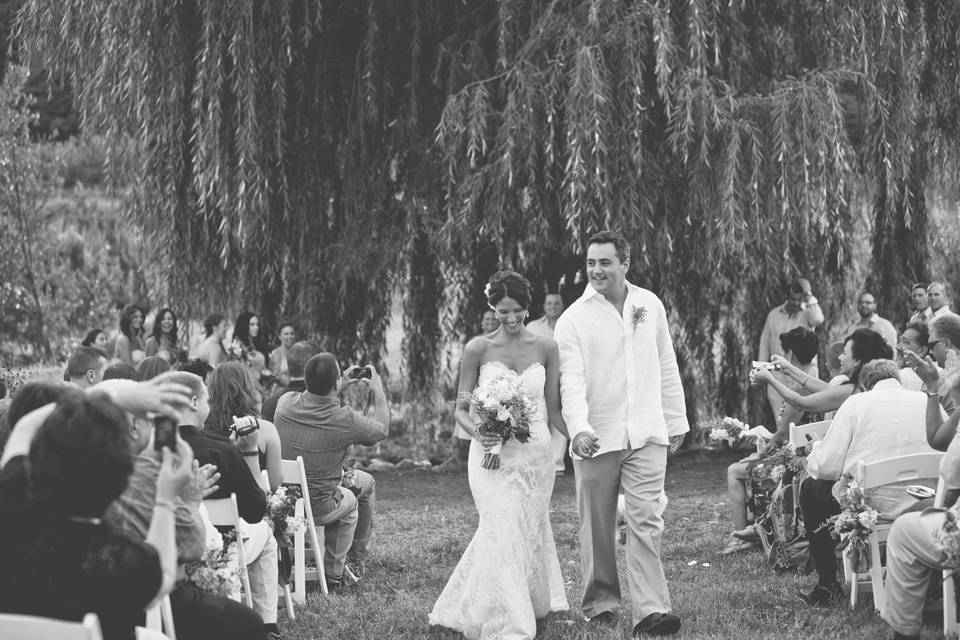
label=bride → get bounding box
[429,270,569,639]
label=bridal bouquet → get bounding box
[826,480,878,572]
[469,370,537,470]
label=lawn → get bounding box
[280,449,942,640]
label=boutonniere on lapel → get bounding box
[631,304,647,330]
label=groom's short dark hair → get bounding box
[588,230,630,263]
[304,353,341,395]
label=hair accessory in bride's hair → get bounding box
[483,282,492,299]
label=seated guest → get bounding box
[797,359,942,605]
[205,362,283,491]
[138,356,173,381]
[0,389,193,640]
[882,424,960,640]
[724,326,819,553]
[177,358,213,384]
[171,372,280,640]
[105,405,265,640]
[262,341,322,421]
[896,321,929,392]
[274,354,389,589]
[103,363,140,381]
[65,346,108,389]
[902,313,960,450]
[0,382,67,487]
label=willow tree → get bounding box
[18,1,960,424]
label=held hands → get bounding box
[572,431,600,458]
[668,434,684,454]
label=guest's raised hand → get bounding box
[572,431,600,458]
[752,368,775,386]
[902,350,941,389]
[96,375,192,420]
[156,438,195,503]
[182,461,220,504]
[769,354,792,372]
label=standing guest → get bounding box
[555,230,687,637]
[105,398,266,640]
[262,341,323,422]
[82,329,111,356]
[137,356,172,382]
[115,304,147,367]
[480,309,500,334]
[146,307,180,363]
[758,279,824,414]
[65,346,108,390]
[173,371,281,640]
[269,323,296,386]
[196,314,228,367]
[274,354,389,591]
[896,321,929,392]
[232,312,270,377]
[0,389,193,640]
[205,362,283,492]
[928,281,952,319]
[527,292,568,475]
[796,359,941,606]
[847,292,898,350]
[907,282,931,324]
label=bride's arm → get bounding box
[543,340,569,438]
[455,340,483,439]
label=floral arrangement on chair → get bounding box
[185,534,241,600]
[935,502,960,574]
[266,486,307,539]
[754,441,808,484]
[826,480,878,572]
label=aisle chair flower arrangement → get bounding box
[826,480,878,573]
[266,485,308,585]
[935,501,960,578]
[185,528,242,600]
[467,369,537,470]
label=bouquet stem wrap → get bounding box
[481,442,503,470]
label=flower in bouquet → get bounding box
[186,547,241,600]
[468,370,538,470]
[227,338,248,362]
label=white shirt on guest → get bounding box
[806,378,943,507]
[898,367,924,392]
[554,281,688,459]
[525,316,555,338]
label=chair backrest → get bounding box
[789,420,831,448]
[203,493,241,528]
[0,612,103,640]
[281,457,318,527]
[855,452,945,488]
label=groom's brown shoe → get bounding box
[632,612,681,637]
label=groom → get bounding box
[554,230,688,638]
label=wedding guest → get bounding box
[902,314,960,451]
[138,356,172,381]
[527,292,568,474]
[0,389,193,640]
[797,359,941,605]
[907,282,931,324]
[177,359,213,384]
[105,402,266,640]
[896,321,929,391]
[103,363,140,381]
[929,281,953,319]
[205,362,283,492]
[847,292,898,350]
[146,307,181,363]
[115,303,147,366]
[274,354,388,591]
[172,372,280,639]
[555,230,687,637]
[82,328,111,356]
[269,323,296,386]
[480,309,500,334]
[196,314,228,367]
[0,382,66,466]
[65,346,108,390]
[262,341,322,422]
[233,312,270,374]
[881,422,960,640]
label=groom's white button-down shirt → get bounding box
[555,281,689,458]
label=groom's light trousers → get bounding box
[574,444,670,624]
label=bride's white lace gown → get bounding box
[429,361,569,639]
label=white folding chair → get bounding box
[0,612,103,639]
[851,452,944,611]
[281,456,328,601]
[788,420,831,450]
[144,594,176,640]
[203,493,254,607]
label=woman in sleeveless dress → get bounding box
[429,270,569,639]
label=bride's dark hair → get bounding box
[486,270,532,309]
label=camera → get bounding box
[751,360,780,371]
[154,416,177,452]
[230,417,260,438]
[348,365,373,380]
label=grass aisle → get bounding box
[283,450,908,639]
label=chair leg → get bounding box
[293,502,306,605]
[869,533,884,614]
[283,584,296,621]
[946,572,958,635]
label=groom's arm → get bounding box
[655,298,689,437]
[554,316,592,440]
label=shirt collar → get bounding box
[578,280,639,303]
[301,391,340,406]
[870,378,902,392]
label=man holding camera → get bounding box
[274,354,389,591]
